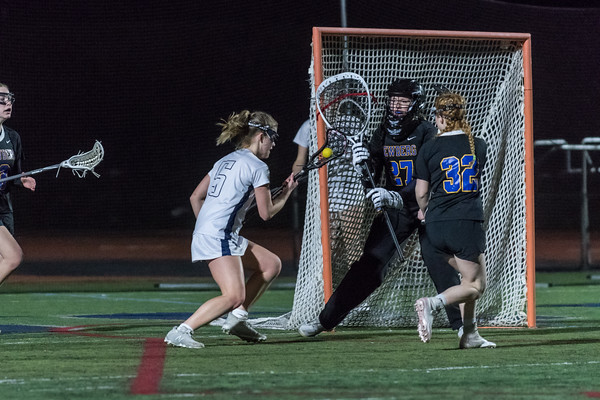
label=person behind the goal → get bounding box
[414,92,496,349]
[298,79,463,337]
[165,110,297,349]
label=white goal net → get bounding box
[255,28,534,330]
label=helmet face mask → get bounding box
[384,79,425,140]
[386,79,424,118]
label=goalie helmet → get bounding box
[384,79,425,140]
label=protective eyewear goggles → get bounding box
[0,92,15,105]
[249,121,279,143]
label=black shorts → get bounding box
[0,212,15,236]
[425,220,485,263]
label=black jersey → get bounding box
[0,126,24,213]
[415,130,487,222]
[366,119,437,210]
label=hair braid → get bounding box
[434,92,475,157]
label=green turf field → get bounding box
[1,272,599,399]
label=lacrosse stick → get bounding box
[316,72,404,260]
[245,129,348,219]
[0,141,104,184]
[272,128,348,198]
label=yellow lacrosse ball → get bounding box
[322,147,333,158]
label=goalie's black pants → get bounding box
[319,207,463,331]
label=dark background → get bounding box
[1,0,599,236]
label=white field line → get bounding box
[33,292,199,305]
[0,374,135,385]
[3,360,597,386]
[172,360,600,377]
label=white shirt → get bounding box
[194,148,270,240]
[293,119,311,148]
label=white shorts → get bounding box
[191,233,249,262]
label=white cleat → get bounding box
[164,326,204,349]
[222,313,266,343]
[415,297,436,343]
[298,320,325,337]
[459,328,496,349]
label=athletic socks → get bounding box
[428,295,446,312]
[435,294,447,307]
[231,307,249,321]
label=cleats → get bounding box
[222,313,266,343]
[415,297,439,343]
[164,326,204,349]
[459,327,496,349]
[298,320,325,337]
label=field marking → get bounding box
[34,292,199,306]
[51,323,167,395]
[173,360,600,377]
[130,338,167,395]
[0,374,135,385]
[2,359,598,396]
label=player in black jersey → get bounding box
[298,79,463,337]
[414,91,495,349]
[0,83,36,295]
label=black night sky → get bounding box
[1,0,599,233]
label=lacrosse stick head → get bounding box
[324,129,349,160]
[316,72,372,142]
[60,140,104,178]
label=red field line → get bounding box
[52,324,167,396]
[130,338,167,395]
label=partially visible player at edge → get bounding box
[165,110,297,349]
[0,83,36,301]
[298,79,463,337]
[414,92,496,349]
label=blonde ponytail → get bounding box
[216,110,278,149]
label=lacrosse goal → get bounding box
[255,28,535,330]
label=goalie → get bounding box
[299,79,464,337]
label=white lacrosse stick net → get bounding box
[57,140,105,178]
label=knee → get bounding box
[262,255,282,282]
[5,250,23,271]
[224,292,246,310]
[467,279,486,300]
[476,279,486,297]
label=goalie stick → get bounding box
[0,141,104,184]
[316,72,404,260]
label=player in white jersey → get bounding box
[165,110,297,349]
[191,148,270,257]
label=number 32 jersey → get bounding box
[415,130,487,222]
[194,148,270,240]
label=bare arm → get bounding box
[292,145,308,175]
[415,178,430,216]
[255,173,298,221]
[190,174,210,218]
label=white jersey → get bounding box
[293,119,311,148]
[194,148,270,240]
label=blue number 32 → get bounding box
[441,155,479,193]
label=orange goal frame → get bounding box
[311,27,536,328]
